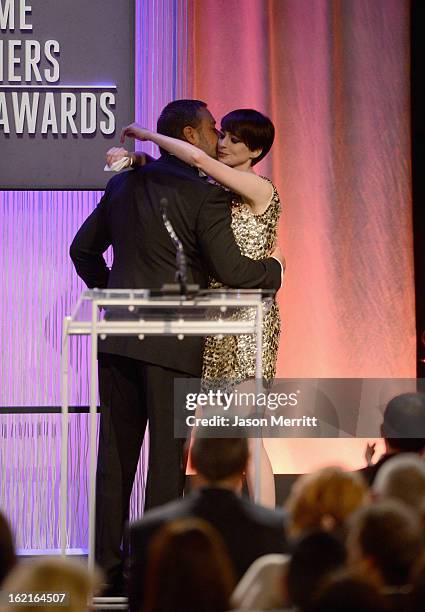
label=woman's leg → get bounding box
[232,378,276,508]
[246,437,276,508]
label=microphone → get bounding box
[160,197,188,295]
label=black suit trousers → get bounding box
[95,353,193,582]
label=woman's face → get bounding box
[217,130,259,168]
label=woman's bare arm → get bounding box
[120,123,273,214]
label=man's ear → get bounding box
[182,125,198,145]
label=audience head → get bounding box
[286,466,368,537]
[0,511,16,586]
[347,499,424,587]
[191,436,249,488]
[142,518,235,612]
[2,558,100,612]
[373,453,425,515]
[382,392,425,453]
[285,530,346,610]
[311,572,391,612]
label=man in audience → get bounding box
[347,499,424,605]
[128,436,287,612]
[373,453,425,519]
[360,392,425,485]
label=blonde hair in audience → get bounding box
[286,466,369,536]
[1,558,101,612]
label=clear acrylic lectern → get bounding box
[61,288,272,572]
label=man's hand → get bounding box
[364,442,376,466]
[120,123,152,143]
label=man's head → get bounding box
[157,99,218,158]
[347,499,424,587]
[190,436,248,487]
[381,392,425,453]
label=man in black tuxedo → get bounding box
[70,99,281,592]
[128,437,287,612]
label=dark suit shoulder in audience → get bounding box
[357,454,394,486]
[128,487,286,612]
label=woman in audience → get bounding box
[231,552,289,610]
[142,518,235,612]
[285,466,368,538]
[232,530,346,611]
[0,511,16,586]
[232,467,366,610]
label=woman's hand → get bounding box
[106,147,130,168]
[271,245,286,271]
[120,123,152,143]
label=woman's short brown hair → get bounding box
[221,109,275,165]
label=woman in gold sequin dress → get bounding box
[108,109,282,507]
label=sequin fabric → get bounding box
[202,178,281,383]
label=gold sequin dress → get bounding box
[202,178,281,383]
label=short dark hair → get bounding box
[382,392,425,452]
[157,99,207,140]
[385,437,425,452]
[312,572,391,612]
[191,437,248,482]
[220,108,275,165]
[286,530,347,609]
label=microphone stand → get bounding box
[160,198,199,296]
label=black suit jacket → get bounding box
[357,453,396,486]
[70,154,281,375]
[128,487,287,612]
